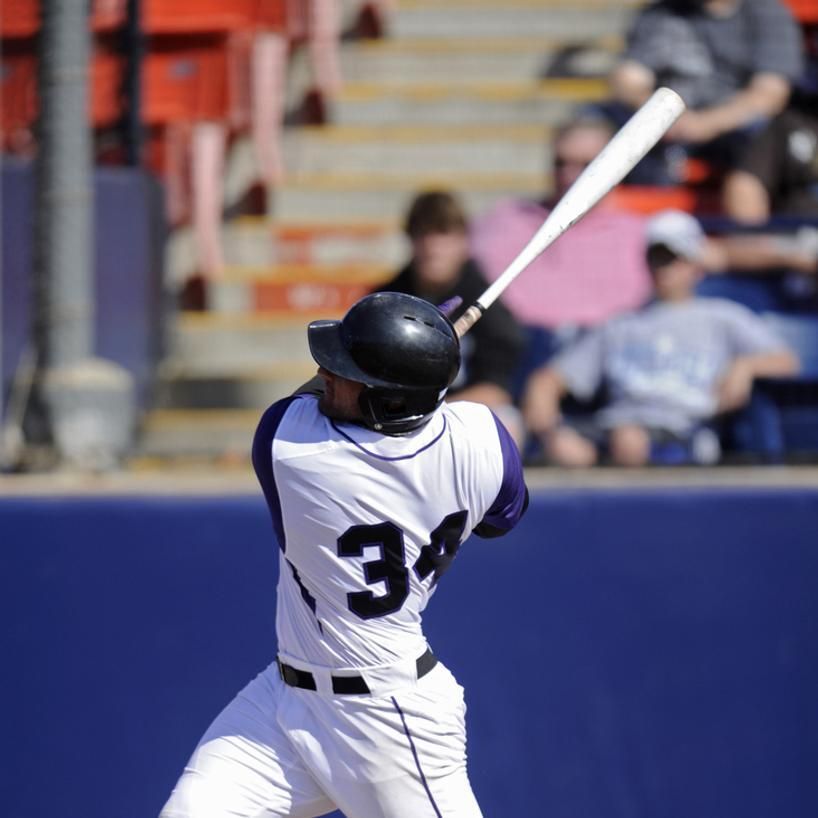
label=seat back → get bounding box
[727,313,818,461]
[762,312,818,377]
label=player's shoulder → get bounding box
[443,399,494,422]
[256,394,327,446]
[260,392,316,421]
[442,400,504,442]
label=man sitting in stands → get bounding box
[471,118,652,343]
[608,0,804,186]
[521,210,799,467]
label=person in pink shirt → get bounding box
[471,118,653,334]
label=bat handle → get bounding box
[453,304,484,338]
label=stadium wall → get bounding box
[2,487,817,818]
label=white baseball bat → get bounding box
[454,86,685,337]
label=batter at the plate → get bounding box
[160,292,529,818]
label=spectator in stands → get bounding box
[608,0,804,186]
[521,210,799,467]
[697,226,818,311]
[375,190,527,446]
[722,23,818,223]
[471,117,652,339]
[713,228,818,277]
[722,106,818,224]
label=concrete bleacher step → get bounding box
[331,78,609,125]
[271,172,543,222]
[288,35,620,89]
[207,262,392,314]
[138,409,260,460]
[156,363,317,411]
[166,219,406,290]
[142,0,640,464]
[164,312,322,372]
[282,123,550,177]
[388,0,636,40]
[223,218,406,268]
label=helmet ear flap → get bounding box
[310,292,460,434]
[358,386,443,434]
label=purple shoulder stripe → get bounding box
[475,412,528,537]
[251,396,300,552]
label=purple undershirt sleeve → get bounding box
[252,396,300,552]
[473,412,529,538]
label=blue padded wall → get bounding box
[2,488,817,818]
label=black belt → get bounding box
[277,648,438,695]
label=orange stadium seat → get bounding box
[0,0,127,37]
[255,0,287,32]
[609,185,699,215]
[142,1,290,128]
[142,0,257,34]
[90,49,125,127]
[91,0,127,32]
[783,0,818,24]
[141,34,232,230]
[142,36,229,125]
[0,0,38,38]
[1,44,123,149]
[1,48,36,149]
[139,0,291,267]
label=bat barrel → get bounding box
[458,87,685,335]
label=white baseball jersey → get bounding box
[252,394,528,672]
[161,395,527,818]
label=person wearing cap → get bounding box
[521,210,799,467]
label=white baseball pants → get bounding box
[160,660,483,818]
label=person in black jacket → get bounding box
[376,190,526,447]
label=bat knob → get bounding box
[438,296,463,318]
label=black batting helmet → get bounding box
[308,292,461,434]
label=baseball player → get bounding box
[161,292,529,818]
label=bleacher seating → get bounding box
[1,1,127,152]
[0,0,39,37]
[3,0,817,466]
[139,1,296,270]
[1,0,126,37]
[142,34,232,129]
[611,185,702,216]
[784,0,818,24]
[696,274,794,314]
[1,45,36,152]
[0,0,294,235]
[764,312,818,375]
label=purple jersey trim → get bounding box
[391,697,444,818]
[330,415,448,461]
[252,396,301,553]
[476,412,528,535]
